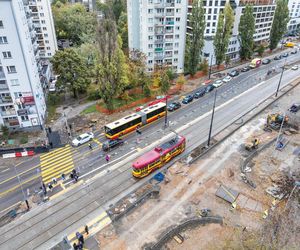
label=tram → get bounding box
[132,135,186,178]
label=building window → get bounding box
[176,26,180,30]
[7,66,16,73]
[148,9,153,14]
[44,33,48,37]
[176,0,181,3]
[148,52,153,57]
[148,44,153,49]
[176,17,180,22]
[214,8,218,14]
[47,53,51,56]
[215,1,218,6]
[213,15,217,20]
[40,13,44,17]
[21,115,29,121]
[41,20,45,24]
[174,58,178,63]
[209,1,212,6]
[148,0,153,3]
[208,8,212,14]
[174,50,178,55]
[46,47,50,50]
[0,36,8,44]
[206,29,209,33]
[0,20,3,28]
[148,18,153,23]
[148,35,153,40]
[43,27,47,30]
[175,34,179,39]
[176,8,181,13]
[10,79,19,86]
[45,40,49,44]
[207,15,211,20]
[148,27,153,32]
[148,60,153,64]
[2,51,12,59]
[174,42,179,47]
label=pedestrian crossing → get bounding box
[40,144,74,184]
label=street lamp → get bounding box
[275,60,287,97]
[208,54,214,79]
[207,88,217,147]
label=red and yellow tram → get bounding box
[132,135,186,178]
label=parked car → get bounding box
[72,132,94,146]
[274,55,282,60]
[262,58,271,64]
[182,95,194,104]
[49,83,56,92]
[228,70,239,77]
[205,84,215,93]
[291,50,298,54]
[102,138,124,151]
[289,103,300,113]
[222,76,232,83]
[241,66,250,72]
[282,52,289,57]
[212,80,223,88]
[193,89,206,99]
[167,101,181,111]
[291,65,299,70]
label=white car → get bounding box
[291,65,298,70]
[72,132,94,146]
[222,76,232,83]
[212,80,223,88]
[49,83,56,92]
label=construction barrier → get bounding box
[2,151,35,158]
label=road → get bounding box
[1,55,299,249]
[0,50,299,214]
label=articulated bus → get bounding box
[104,102,166,139]
[132,135,186,178]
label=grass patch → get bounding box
[46,94,63,123]
[81,104,98,115]
[98,93,146,110]
[19,135,28,144]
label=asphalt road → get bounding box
[0,52,300,249]
[0,49,299,214]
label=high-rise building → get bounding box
[0,0,56,130]
[287,0,300,34]
[187,0,276,65]
[127,0,188,73]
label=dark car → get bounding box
[282,52,289,57]
[241,66,250,72]
[182,95,194,104]
[167,101,181,111]
[289,103,300,113]
[262,58,271,64]
[102,139,124,151]
[228,70,239,77]
[274,55,282,60]
[194,88,206,99]
[291,50,298,54]
[205,84,215,93]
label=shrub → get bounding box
[20,136,28,144]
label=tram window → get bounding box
[146,106,165,119]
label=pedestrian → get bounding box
[74,174,78,182]
[72,169,77,176]
[73,242,78,250]
[79,234,84,244]
[136,126,142,135]
[88,143,92,150]
[52,177,57,185]
[84,225,89,235]
[70,172,74,180]
[105,154,110,163]
[48,183,53,192]
[61,173,65,181]
[77,241,83,250]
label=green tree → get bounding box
[117,11,128,51]
[95,19,129,111]
[269,0,289,50]
[51,48,90,98]
[176,74,186,90]
[52,3,97,45]
[108,0,126,22]
[256,44,265,57]
[238,5,255,60]
[213,3,235,65]
[160,72,171,94]
[185,0,205,75]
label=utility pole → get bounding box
[207,89,217,147]
[13,165,27,205]
[164,95,168,128]
[275,60,286,97]
[208,54,213,79]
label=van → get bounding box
[249,58,262,68]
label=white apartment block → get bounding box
[127,0,188,73]
[188,0,276,65]
[287,0,300,33]
[0,0,56,130]
[27,0,57,58]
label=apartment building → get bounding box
[0,0,56,130]
[287,0,300,33]
[187,0,276,65]
[127,0,188,73]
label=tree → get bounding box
[108,0,126,22]
[238,5,255,60]
[176,74,186,90]
[269,0,289,50]
[52,3,97,45]
[185,0,205,75]
[160,71,171,94]
[117,12,128,51]
[256,44,265,57]
[51,48,90,98]
[213,3,235,65]
[95,19,129,111]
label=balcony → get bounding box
[154,13,165,18]
[166,11,174,16]
[4,118,20,127]
[0,96,13,104]
[0,80,9,91]
[165,3,175,7]
[164,53,173,58]
[155,48,163,52]
[165,46,173,50]
[154,3,164,8]
[155,29,165,35]
[28,0,37,6]
[154,54,164,60]
[1,110,17,117]
[166,21,175,25]
[165,29,174,33]
[154,39,164,44]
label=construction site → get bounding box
[93,83,300,249]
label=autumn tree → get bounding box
[213,3,235,65]
[269,0,289,50]
[117,11,128,51]
[52,3,97,45]
[51,48,89,98]
[95,19,129,111]
[185,0,205,75]
[238,5,255,60]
